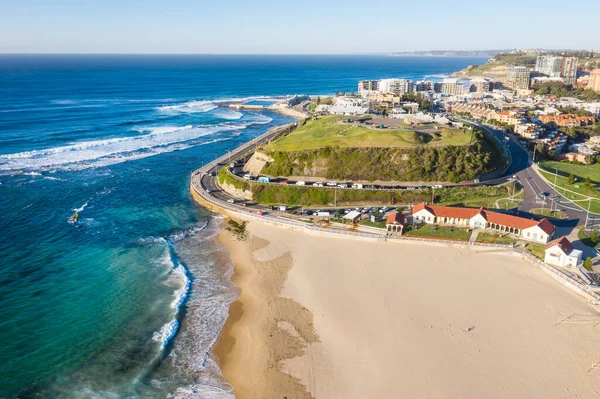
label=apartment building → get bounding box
[378,79,414,95]
[434,78,464,95]
[534,55,578,85]
[507,66,531,90]
[588,69,600,94]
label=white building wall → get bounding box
[521,225,550,244]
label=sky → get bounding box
[1,0,599,54]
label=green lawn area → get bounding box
[266,115,471,151]
[537,168,600,213]
[578,228,600,249]
[525,243,546,260]
[531,208,568,219]
[404,224,471,241]
[436,183,524,209]
[475,232,516,245]
[540,161,600,184]
[359,219,387,229]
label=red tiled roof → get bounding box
[412,203,556,234]
[546,237,574,254]
[386,212,405,225]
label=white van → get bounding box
[351,183,363,189]
[296,181,306,186]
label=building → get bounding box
[386,212,405,234]
[415,80,435,92]
[589,69,600,94]
[535,56,562,77]
[507,66,531,90]
[544,237,582,267]
[561,57,578,85]
[434,78,464,96]
[469,78,493,93]
[515,123,542,139]
[534,56,579,85]
[378,79,414,95]
[497,110,524,125]
[411,203,556,244]
[358,80,380,96]
[539,114,596,127]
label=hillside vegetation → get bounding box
[262,129,502,183]
[265,116,471,151]
[454,52,537,79]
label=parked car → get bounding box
[327,181,337,186]
[296,181,306,186]
[432,185,443,189]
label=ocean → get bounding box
[0,54,486,398]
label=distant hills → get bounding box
[388,50,507,58]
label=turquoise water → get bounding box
[0,55,485,398]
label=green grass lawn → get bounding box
[540,161,600,184]
[359,219,387,229]
[537,169,600,213]
[436,183,524,209]
[532,209,568,219]
[475,232,516,245]
[578,228,600,249]
[404,224,471,241]
[266,115,471,151]
[525,243,546,260]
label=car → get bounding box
[206,189,212,193]
[327,181,337,186]
[596,248,600,256]
[240,202,247,207]
[406,186,416,191]
[227,199,236,204]
[432,184,443,189]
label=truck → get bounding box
[351,183,363,189]
[296,181,306,186]
[257,176,270,183]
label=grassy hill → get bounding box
[260,122,502,183]
[453,52,537,79]
[265,116,471,151]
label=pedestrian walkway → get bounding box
[469,229,480,243]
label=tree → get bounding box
[568,173,576,184]
[591,229,599,245]
[316,96,321,105]
[583,257,593,272]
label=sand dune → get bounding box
[216,222,600,398]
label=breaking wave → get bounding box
[0,123,248,173]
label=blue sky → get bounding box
[1,0,599,53]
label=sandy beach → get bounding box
[215,221,600,398]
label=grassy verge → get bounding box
[578,228,600,249]
[537,169,600,213]
[403,224,471,241]
[540,161,600,184]
[475,232,516,245]
[531,209,568,219]
[218,168,250,191]
[359,219,387,229]
[435,183,522,208]
[525,243,546,260]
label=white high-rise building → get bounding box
[535,56,562,77]
[378,79,414,95]
[534,55,578,85]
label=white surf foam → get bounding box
[158,100,218,114]
[152,319,179,350]
[132,125,193,135]
[0,124,240,173]
[211,109,243,120]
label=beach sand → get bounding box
[215,221,600,398]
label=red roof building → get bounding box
[412,202,556,243]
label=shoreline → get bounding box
[213,222,317,398]
[212,220,600,398]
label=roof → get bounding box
[546,237,574,255]
[343,210,362,220]
[412,203,556,234]
[386,212,405,225]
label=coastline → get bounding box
[214,220,600,398]
[213,222,318,398]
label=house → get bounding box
[386,212,405,234]
[412,203,556,244]
[544,237,583,267]
[539,114,596,128]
